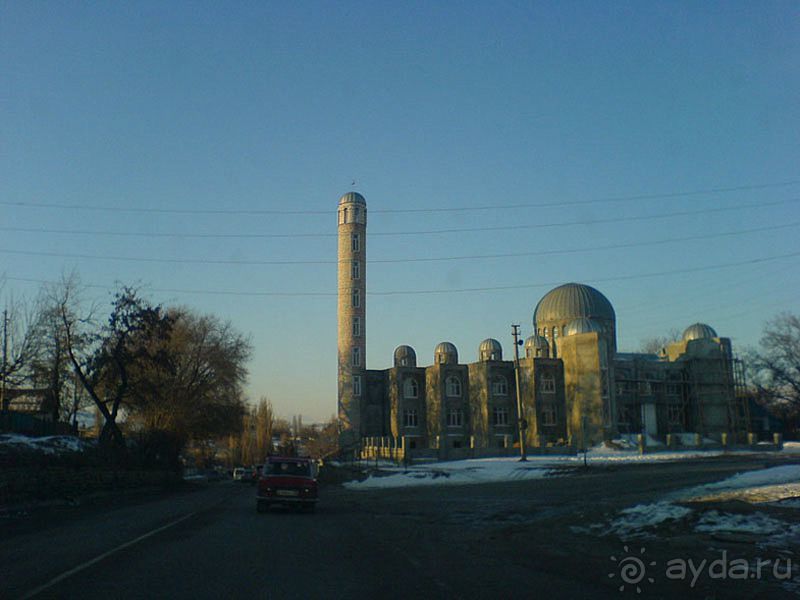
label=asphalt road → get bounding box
[2,455,799,599]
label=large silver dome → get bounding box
[682,323,717,341]
[534,283,615,326]
[479,338,503,362]
[339,191,366,205]
[393,345,417,367]
[434,342,458,365]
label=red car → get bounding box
[256,457,318,513]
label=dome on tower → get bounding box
[339,191,366,205]
[434,342,458,365]
[524,335,549,358]
[564,318,604,337]
[479,338,503,362]
[393,345,416,367]
[534,283,615,327]
[682,323,718,341]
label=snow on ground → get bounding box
[674,464,800,504]
[784,442,800,454]
[345,441,800,490]
[343,457,552,489]
[693,510,800,549]
[0,433,91,455]
[577,462,800,542]
[695,511,788,535]
[602,502,692,539]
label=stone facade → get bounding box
[337,192,367,447]
[336,192,747,454]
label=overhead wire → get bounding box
[1,179,798,215]
[0,221,795,266]
[1,198,797,239]
[5,250,799,298]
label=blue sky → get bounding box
[1,1,798,421]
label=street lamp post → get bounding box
[512,324,527,462]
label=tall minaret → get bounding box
[337,191,367,447]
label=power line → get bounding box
[6,250,798,298]
[367,251,800,296]
[0,221,795,266]
[1,180,798,215]
[1,198,796,240]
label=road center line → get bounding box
[20,510,199,599]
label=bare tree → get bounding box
[639,328,682,355]
[304,415,339,459]
[130,308,250,444]
[748,312,800,414]
[53,275,173,448]
[0,292,46,410]
[254,397,274,460]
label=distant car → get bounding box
[256,457,318,513]
[233,467,248,481]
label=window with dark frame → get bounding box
[492,406,509,426]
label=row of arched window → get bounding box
[402,375,509,398]
[339,207,365,224]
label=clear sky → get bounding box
[1,1,798,421]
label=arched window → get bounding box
[491,376,508,396]
[403,378,418,398]
[343,208,349,223]
[351,260,360,280]
[445,376,461,397]
[552,326,558,340]
[540,374,555,393]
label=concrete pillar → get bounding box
[694,433,702,447]
[747,432,756,447]
[774,432,783,450]
[666,433,674,449]
[637,433,645,455]
[721,432,728,449]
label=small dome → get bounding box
[682,323,718,342]
[393,345,416,367]
[564,318,604,337]
[534,283,615,327]
[339,191,366,205]
[479,338,503,362]
[524,335,549,359]
[434,342,458,365]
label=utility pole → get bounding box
[1,309,7,413]
[512,324,527,462]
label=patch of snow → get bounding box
[695,511,789,536]
[676,465,800,503]
[0,433,90,455]
[783,442,800,454]
[597,502,692,539]
[344,457,551,489]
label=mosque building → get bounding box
[336,191,749,456]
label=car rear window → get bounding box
[267,461,311,476]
